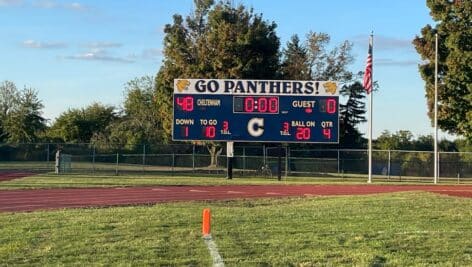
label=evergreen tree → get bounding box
[339,80,367,148]
[280,35,311,80]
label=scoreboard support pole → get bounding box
[277,145,282,181]
[226,142,234,179]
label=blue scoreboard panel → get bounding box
[172,79,339,143]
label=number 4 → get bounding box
[322,128,331,139]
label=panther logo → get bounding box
[323,81,337,95]
[176,80,190,92]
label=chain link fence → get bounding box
[0,143,471,182]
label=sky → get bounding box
[0,0,451,139]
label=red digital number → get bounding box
[182,126,189,137]
[222,121,229,131]
[283,122,290,132]
[295,127,310,140]
[204,126,216,138]
[258,97,267,112]
[176,96,194,112]
[326,98,336,114]
[323,128,332,139]
[269,97,278,113]
[244,97,255,112]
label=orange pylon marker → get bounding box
[202,208,211,237]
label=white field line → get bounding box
[204,235,225,267]
[189,189,209,193]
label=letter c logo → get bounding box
[247,118,264,137]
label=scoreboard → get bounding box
[172,79,339,143]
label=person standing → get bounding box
[55,148,62,174]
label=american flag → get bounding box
[363,36,373,94]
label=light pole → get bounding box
[434,33,438,184]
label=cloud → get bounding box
[2,0,89,11]
[65,48,134,63]
[0,0,23,6]
[85,42,123,49]
[32,0,89,11]
[128,48,162,61]
[141,48,162,59]
[375,58,419,67]
[353,35,414,51]
[22,39,68,49]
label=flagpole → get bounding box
[367,32,373,184]
[434,33,438,184]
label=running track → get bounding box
[0,185,471,212]
[0,171,37,182]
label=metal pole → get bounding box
[387,150,391,180]
[172,153,175,174]
[368,32,374,184]
[277,146,282,181]
[115,152,119,176]
[337,149,340,174]
[192,144,196,173]
[92,145,96,174]
[287,146,291,175]
[263,144,266,165]
[242,147,246,176]
[284,146,288,179]
[226,142,234,179]
[434,33,439,184]
[46,143,50,169]
[142,144,146,172]
[438,151,440,182]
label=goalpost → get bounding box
[59,154,72,173]
[265,146,288,180]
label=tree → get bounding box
[339,79,367,148]
[48,103,116,143]
[455,138,472,152]
[413,0,472,140]
[156,0,280,166]
[280,35,311,80]
[3,86,47,143]
[0,81,20,142]
[281,32,355,82]
[280,33,366,148]
[306,31,354,82]
[413,134,434,151]
[92,76,166,150]
[375,130,414,150]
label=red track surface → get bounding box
[0,184,471,212]
[0,171,36,182]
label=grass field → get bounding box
[0,172,448,190]
[1,192,471,265]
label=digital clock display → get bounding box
[233,96,279,114]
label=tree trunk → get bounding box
[207,144,223,168]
